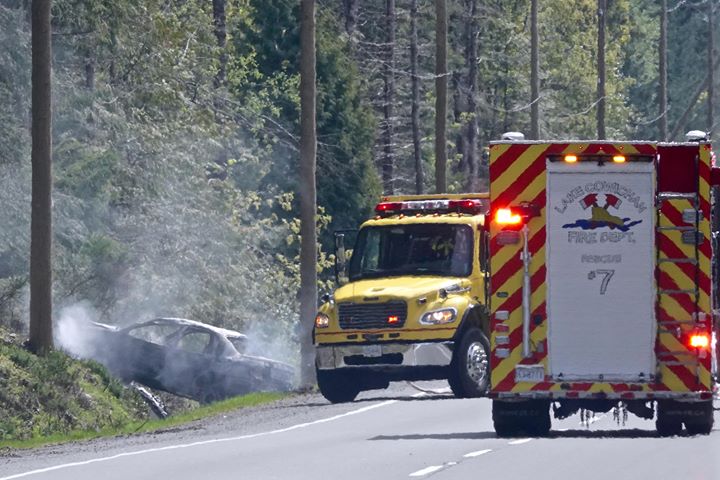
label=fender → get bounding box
[452,302,489,341]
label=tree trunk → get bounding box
[212,0,227,88]
[29,0,54,355]
[530,0,540,140]
[343,0,358,35]
[382,0,396,194]
[659,0,668,140]
[410,0,423,194]
[453,72,465,175]
[299,0,317,389]
[435,0,448,193]
[708,0,715,135]
[669,60,719,141]
[596,0,606,140]
[84,51,95,91]
[463,0,479,191]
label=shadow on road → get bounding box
[370,432,497,441]
[369,428,704,441]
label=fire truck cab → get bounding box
[488,136,716,436]
[313,194,491,403]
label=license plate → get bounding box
[515,365,545,383]
[362,345,382,357]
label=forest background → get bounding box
[0,0,718,364]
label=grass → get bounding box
[0,391,288,450]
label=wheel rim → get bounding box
[466,341,488,386]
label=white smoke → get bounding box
[55,302,101,359]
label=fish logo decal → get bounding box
[562,193,642,232]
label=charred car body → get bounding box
[89,317,295,403]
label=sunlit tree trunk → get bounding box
[29,0,54,355]
[435,0,448,193]
[212,0,227,88]
[410,0,423,194]
[596,0,606,139]
[299,0,317,388]
[659,0,668,140]
[708,0,715,135]
[382,0,396,194]
[463,0,479,191]
[530,0,539,140]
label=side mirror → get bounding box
[335,232,350,286]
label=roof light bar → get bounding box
[375,198,489,216]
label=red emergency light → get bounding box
[448,199,486,214]
[495,208,522,225]
[375,202,403,214]
[689,333,710,349]
[493,203,541,230]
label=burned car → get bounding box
[88,317,295,403]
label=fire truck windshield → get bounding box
[348,224,473,280]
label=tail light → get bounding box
[689,333,710,349]
[495,208,522,225]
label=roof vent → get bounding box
[685,130,708,142]
[500,131,525,141]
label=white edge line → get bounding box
[463,449,492,458]
[409,465,444,477]
[1,399,401,480]
[508,438,532,445]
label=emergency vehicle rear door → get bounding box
[546,161,656,382]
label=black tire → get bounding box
[448,328,490,398]
[684,401,714,435]
[656,401,683,437]
[493,400,551,437]
[316,368,361,403]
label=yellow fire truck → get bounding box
[313,194,492,403]
[487,134,716,436]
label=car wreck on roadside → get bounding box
[87,317,295,403]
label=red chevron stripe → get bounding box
[490,144,534,181]
[494,158,546,208]
[491,225,546,295]
[655,343,697,391]
[660,200,712,261]
[657,236,711,288]
[657,270,698,315]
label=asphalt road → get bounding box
[1,382,718,480]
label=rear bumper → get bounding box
[316,341,454,369]
[490,390,714,401]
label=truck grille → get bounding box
[338,301,408,329]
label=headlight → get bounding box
[314,313,330,328]
[420,308,457,325]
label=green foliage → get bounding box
[0,332,147,441]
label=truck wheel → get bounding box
[656,401,683,437]
[492,400,551,437]
[683,401,714,435]
[448,328,489,398]
[316,368,361,403]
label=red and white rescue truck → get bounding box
[487,131,718,436]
